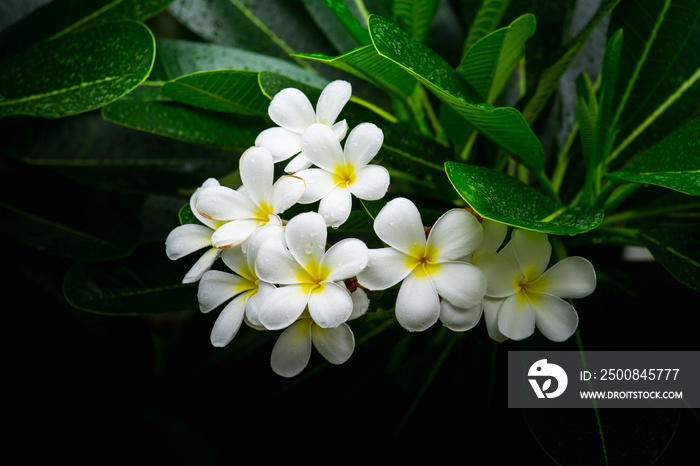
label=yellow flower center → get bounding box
[297,260,331,294]
[333,163,357,188]
[255,202,275,223]
[513,271,546,306]
[406,244,440,277]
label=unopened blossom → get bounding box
[165,178,227,283]
[194,146,305,248]
[357,197,487,332]
[270,282,369,378]
[197,224,283,346]
[476,228,596,342]
[295,122,390,228]
[255,80,352,173]
[254,211,369,331]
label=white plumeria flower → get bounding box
[357,198,487,332]
[197,224,283,347]
[165,178,228,283]
[270,283,369,378]
[476,228,597,342]
[194,146,305,249]
[255,80,352,173]
[295,122,390,228]
[254,211,369,331]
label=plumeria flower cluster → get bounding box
[165,80,597,378]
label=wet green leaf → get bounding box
[162,70,270,116]
[0,20,155,119]
[368,14,546,178]
[445,161,603,234]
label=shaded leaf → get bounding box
[150,38,328,87]
[393,0,442,43]
[457,13,535,103]
[304,0,370,51]
[0,0,174,59]
[638,224,700,292]
[607,117,700,195]
[445,161,603,235]
[63,243,199,315]
[0,20,155,119]
[461,0,512,56]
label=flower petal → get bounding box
[439,300,483,332]
[475,251,521,298]
[210,293,248,347]
[427,208,483,261]
[357,247,413,290]
[189,178,221,228]
[239,146,274,206]
[270,174,305,214]
[183,247,221,284]
[271,318,313,378]
[532,293,579,342]
[373,197,426,253]
[321,238,368,282]
[245,281,276,327]
[509,229,551,280]
[497,293,536,341]
[348,288,369,321]
[349,164,390,201]
[300,123,345,171]
[210,219,259,248]
[295,168,337,203]
[483,297,508,342]
[284,211,328,270]
[165,224,213,260]
[343,122,384,167]
[312,322,355,365]
[254,235,306,285]
[475,218,508,255]
[283,152,314,173]
[530,256,596,298]
[318,186,352,228]
[308,281,353,328]
[258,284,310,331]
[395,271,440,332]
[430,261,486,309]
[195,185,257,221]
[268,88,315,132]
[197,270,253,313]
[255,127,301,162]
[245,223,286,274]
[315,80,351,126]
[331,120,348,141]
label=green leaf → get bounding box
[607,117,700,195]
[457,13,536,103]
[167,0,334,71]
[445,161,604,235]
[0,20,155,119]
[521,0,620,125]
[63,244,199,315]
[608,0,700,143]
[161,70,271,116]
[638,224,700,292]
[368,15,546,179]
[294,46,419,98]
[392,0,442,43]
[101,88,267,151]
[0,0,174,59]
[461,0,512,56]
[150,38,329,88]
[306,0,370,50]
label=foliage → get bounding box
[2,0,699,461]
